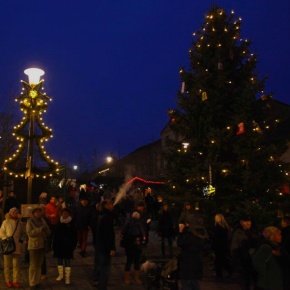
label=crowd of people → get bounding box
[0,188,289,290]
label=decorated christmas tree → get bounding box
[165,6,290,211]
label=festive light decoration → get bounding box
[126,177,166,186]
[4,68,59,179]
[181,81,185,93]
[237,122,245,135]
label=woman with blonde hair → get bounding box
[212,213,232,278]
[0,207,26,288]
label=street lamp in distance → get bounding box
[106,156,113,163]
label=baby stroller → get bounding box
[142,257,178,290]
[145,262,163,290]
[160,257,179,290]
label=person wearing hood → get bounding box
[177,213,208,290]
[0,207,26,288]
[121,211,146,285]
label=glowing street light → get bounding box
[106,156,113,163]
[24,68,45,86]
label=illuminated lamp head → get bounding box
[24,68,45,86]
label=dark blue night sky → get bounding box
[0,1,289,168]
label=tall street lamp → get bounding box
[4,68,59,203]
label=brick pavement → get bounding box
[0,226,241,290]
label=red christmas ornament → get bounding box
[237,122,245,135]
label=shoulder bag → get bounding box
[0,220,19,255]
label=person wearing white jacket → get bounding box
[0,207,26,288]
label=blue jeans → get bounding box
[180,279,201,290]
[94,251,111,290]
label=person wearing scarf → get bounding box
[52,208,77,285]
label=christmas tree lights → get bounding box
[165,5,290,203]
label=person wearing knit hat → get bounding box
[0,206,25,288]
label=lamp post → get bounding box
[25,68,44,203]
[4,68,59,203]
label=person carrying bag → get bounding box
[0,220,19,255]
[0,207,25,288]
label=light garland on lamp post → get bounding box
[4,68,59,203]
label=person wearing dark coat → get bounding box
[136,201,151,245]
[121,211,146,285]
[158,202,174,258]
[74,197,93,257]
[52,208,77,285]
[145,192,155,220]
[4,191,20,214]
[281,217,290,290]
[252,226,284,290]
[177,217,207,290]
[93,199,116,290]
[230,215,259,290]
[212,213,232,278]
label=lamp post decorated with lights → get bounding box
[4,68,59,203]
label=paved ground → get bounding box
[0,226,241,290]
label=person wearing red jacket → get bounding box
[45,196,60,248]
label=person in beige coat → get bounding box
[0,207,26,288]
[26,207,51,289]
